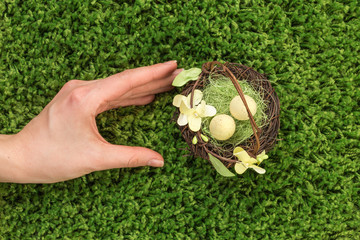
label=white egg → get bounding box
[230,95,257,120]
[209,114,236,141]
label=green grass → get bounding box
[1,0,359,239]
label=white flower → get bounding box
[233,147,267,174]
[172,90,216,132]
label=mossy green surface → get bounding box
[1,0,359,239]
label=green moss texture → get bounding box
[1,0,359,239]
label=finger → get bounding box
[121,95,156,106]
[95,144,164,170]
[98,84,174,112]
[130,85,174,99]
[99,95,156,112]
[128,68,182,98]
[96,61,178,103]
[96,84,174,112]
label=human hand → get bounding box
[0,61,181,183]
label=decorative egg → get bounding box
[209,114,236,141]
[229,95,257,120]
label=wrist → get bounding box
[0,134,26,183]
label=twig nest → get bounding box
[171,61,280,177]
[209,114,236,141]
[230,95,257,120]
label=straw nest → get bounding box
[174,61,280,168]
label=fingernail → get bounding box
[173,68,184,74]
[148,159,164,167]
[163,60,177,65]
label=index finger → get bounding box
[95,61,178,102]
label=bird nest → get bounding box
[174,61,280,169]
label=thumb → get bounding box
[96,144,164,170]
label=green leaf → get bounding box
[172,68,202,87]
[208,154,235,177]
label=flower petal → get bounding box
[248,158,258,164]
[234,147,257,164]
[177,113,188,126]
[196,100,206,116]
[233,147,244,155]
[234,149,251,162]
[188,115,202,132]
[235,162,247,174]
[180,100,192,115]
[257,151,269,163]
[204,105,216,117]
[248,165,266,174]
[187,89,203,106]
[173,95,187,108]
[258,150,266,158]
[193,89,203,105]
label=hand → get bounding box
[0,61,182,183]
